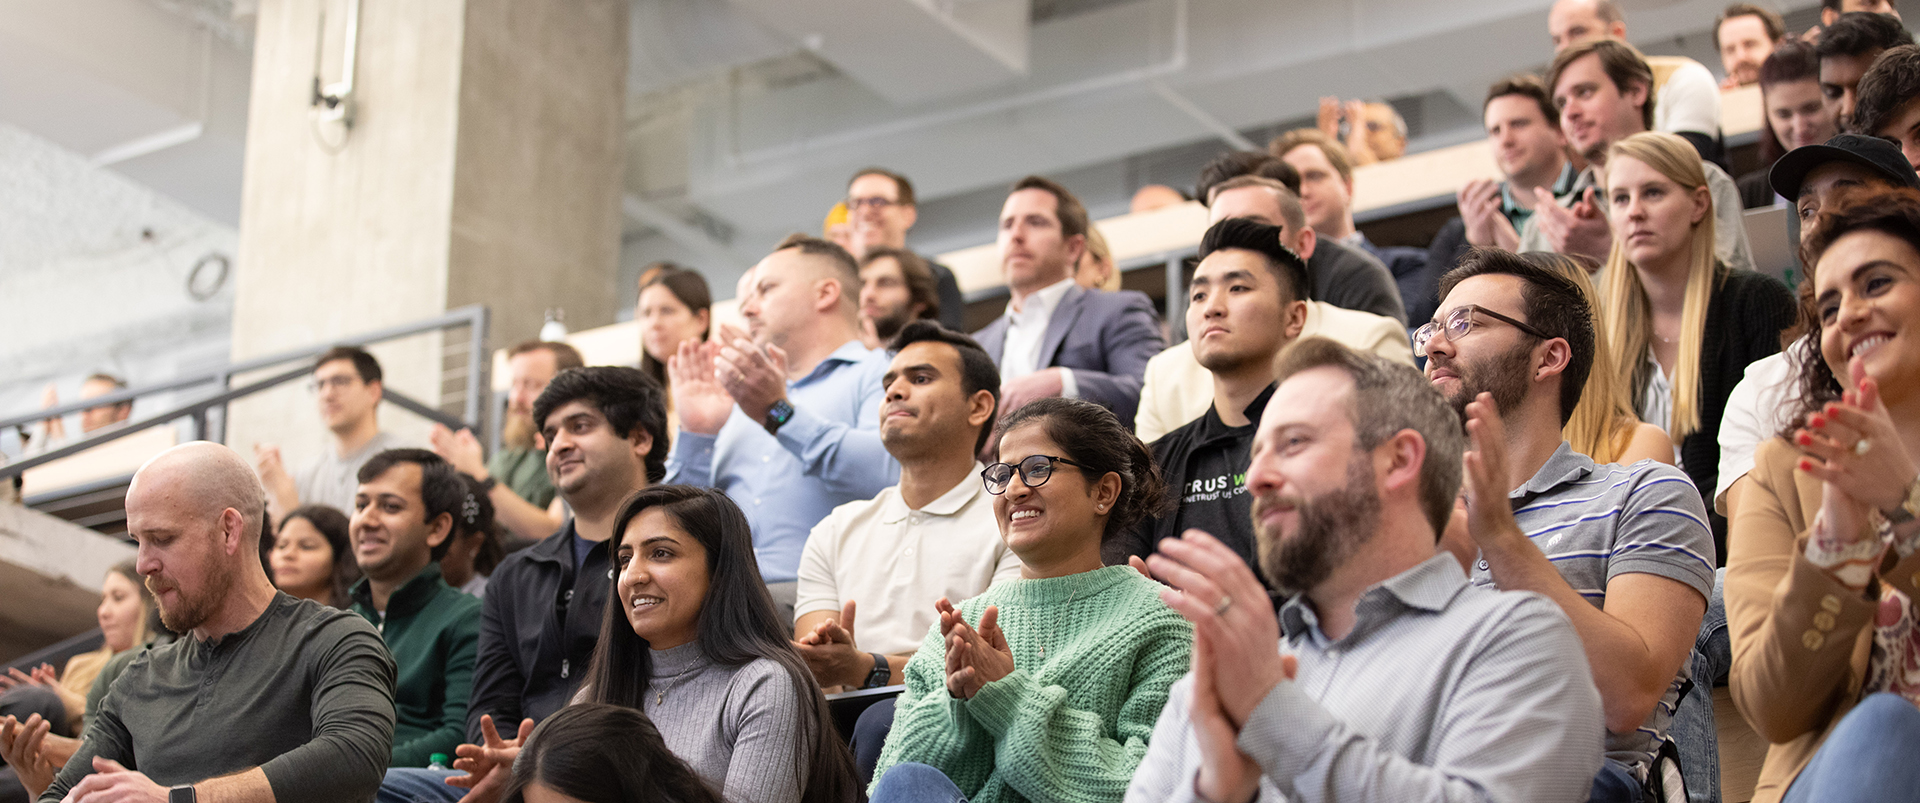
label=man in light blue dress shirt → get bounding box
[666,235,899,617]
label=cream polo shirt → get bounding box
[794,464,1023,656]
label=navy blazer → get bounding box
[973,284,1166,429]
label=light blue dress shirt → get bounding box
[664,339,900,583]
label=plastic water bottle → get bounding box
[428,753,449,771]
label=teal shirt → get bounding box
[874,566,1194,803]
[350,563,482,767]
[488,446,556,510]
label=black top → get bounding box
[42,593,396,803]
[1311,240,1409,325]
[466,521,612,742]
[926,258,967,331]
[1736,167,1779,211]
[1635,269,1796,562]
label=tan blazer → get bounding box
[1726,437,1920,803]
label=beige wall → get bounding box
[227,0,625,469]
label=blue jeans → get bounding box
[871,763,967,803]
[852,697,897,785]
[1668,567,1728,803]
[378,768,465,803]
[1590,758,1652,803]
[1781,693,1920,803]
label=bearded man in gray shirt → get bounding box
[22,442,396,803]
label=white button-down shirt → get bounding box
[793,466,1023,655]
[1000,278,1077,379]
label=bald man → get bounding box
[20,443,396,803]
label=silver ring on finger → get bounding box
[1212,595,1233,617]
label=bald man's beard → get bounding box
[1254,457,1381,597]
[149,555,236,634]
[504,409,537,451]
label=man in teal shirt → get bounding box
[347,448,482,768]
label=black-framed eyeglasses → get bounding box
[1412,304,1552,355]
[982,455,1085,495]
[846,196,901,211]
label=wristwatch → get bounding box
[1883,476,1920,524]
[170,785,196,803]
[862,652,891,689]
[764,399,795,435]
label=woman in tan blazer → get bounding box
[1726,186,1920,803]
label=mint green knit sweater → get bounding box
[871,565,1194,803]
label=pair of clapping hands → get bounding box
[1793,360,1920,548]
[666,324,789,436]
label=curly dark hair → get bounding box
[533,366,670,483]
[1787,186,1920,437]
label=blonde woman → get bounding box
[1523,251,1674,465]
[1600,131,1795,557]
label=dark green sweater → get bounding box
[41,592,396,803]
[351,563,483,767]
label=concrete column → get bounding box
[226,0,625,461]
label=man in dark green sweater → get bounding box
[29,442,396,803]
[346,449,482,769]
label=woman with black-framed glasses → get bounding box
[868,398,1193,803]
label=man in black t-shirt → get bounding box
[1106,218,1309,591]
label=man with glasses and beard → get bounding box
[1127,338,1603,803]
[24,442,396,803]
[1421,249,1713,802]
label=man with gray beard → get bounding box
[1420,250,1713,802]
[1127,338,1603,803]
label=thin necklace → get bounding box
[1030,575,1081,660]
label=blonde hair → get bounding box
[1532,252,1647,463]
[1599,131,1722,441]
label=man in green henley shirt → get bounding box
[33,442,396,803]
[346,449,483,769]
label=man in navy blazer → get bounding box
[972,176,1165,428]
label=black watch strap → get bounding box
[764,399,795,434]
[862,652,890,688]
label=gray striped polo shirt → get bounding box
[1471,441,1715,771]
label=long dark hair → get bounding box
[280,505,359,609]
[1785,186,1920,437]
[1757,39,1820,165]
[994,397,1169,541]
[637,264,713,388]
[500,703,723,803]
[580,485,859,803]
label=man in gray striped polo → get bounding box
[1421,249,1714,802]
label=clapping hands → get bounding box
[936,598,1014,699]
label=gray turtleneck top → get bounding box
[642,642,809,803]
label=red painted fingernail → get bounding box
[1798,432,1813,445]
[1811,414,1827,427]
[1800,460,1814,472]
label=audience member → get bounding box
[1719,134,1920,510]
[792,322,1019,695]
[497,704,724,803]
[1316,98,1408,165]
[970,176,1166,426]
[665,236,898,614]
[347,448,483,769]
[636,265,715,440]
[1526,38,1757,273]
[1601,132,1796,555]
[1548,0,1726,164]
[1437,75,1578,275]
[823,202,853,254]
[857,247,941,348]
[1109,218,1309,588]
[1851,45,1920,171]
[869,398,1193,803]
[9,442,396,803]
[24,373,132,455]
[1726,186,1920,803]
[1423,249,1712,800]
[467,367,666,743]
[1740,40,1841,208]
[1192,150,1286,208]
[1819,0,1903,31]
[270,504,359,608]
[1529,252,1676,465]
[846,168,967,331]
[256,346,408,523]
[433,339,584,545]
[1126,338,1603,803]
[1075,224,1122,292]
[440,474,504,597]
[1717,3,1787,88]
[1816,11,1915,131]
[1270,129,1425,323]
[1136,175,1415,442]
[1129,184,1189,214]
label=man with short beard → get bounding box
[1128,338,1602,803]
[29,442,396,803]
[1422,250,1713,801]
[857,248,940,347]
[431,340,583,543]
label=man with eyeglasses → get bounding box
[846,168,966,331]
[1422,249,1713,801]
[1107,218,1309,591]
[256,346,410,524]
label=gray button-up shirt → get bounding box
[1126,553,1604,803]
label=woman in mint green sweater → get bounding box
[871,398,1195,803]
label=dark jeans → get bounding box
[0,686,68,803]
[871,763,967,803]
[377,768,465,803]
[1781,693,1920,803]
[1591,758,1652,803]
[852,697,896,786]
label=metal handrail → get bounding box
[0,305,490,481]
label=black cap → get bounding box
[1769,133,1920,200]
